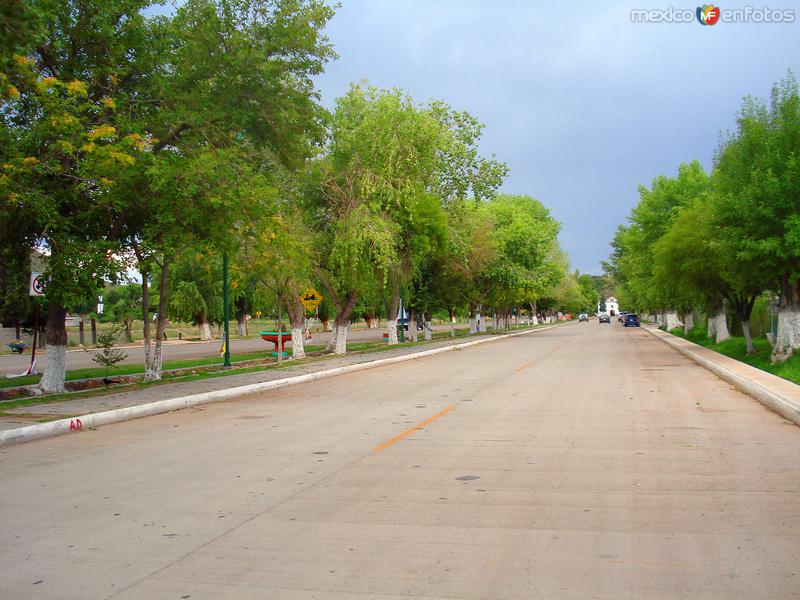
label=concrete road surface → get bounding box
[1,321,799,599]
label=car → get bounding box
[598,313,611,324]
[617,311,628,322]
[578,313,588,322]
[624,313,640,327]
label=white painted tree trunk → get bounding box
[334,323,348,354]
[408,316,418,342]
[683,311,694,334]
[664,310,683,331]
[198,321,212,341]
[424,320,432,341]
[709,311,730,344]
[237,321,247,337]
[143,339,163,381]
[40,344,66,393]
[469,318,477,334]
[531,315,538,326]
[742,320,755,355]
[772,306,800,362]
[386,319,399,345]
[479,315,488,333]
[290,327,305,359]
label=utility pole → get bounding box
[222,252,231,368]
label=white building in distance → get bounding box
[598,296,619,316]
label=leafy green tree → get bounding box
[0,0,156,392]
[713,75,800,361]
[119,0,335,378]
[609,161,709,327]
[479,194,562,329]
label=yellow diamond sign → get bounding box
[300,288,322,311]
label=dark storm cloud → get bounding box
[314,0,800,273]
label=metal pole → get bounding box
[222,252,231,368]
[30,302,40,373]
[277,295,283,366]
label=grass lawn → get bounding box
[668,327,800,386]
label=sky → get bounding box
[312,0,800,273]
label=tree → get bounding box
[479,195,562,329]
[1,0,156,392]
[714,75,800,361]
[119,0,335,378]
[609,161,710,327]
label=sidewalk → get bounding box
[645,325,800,426]
[0,330,521,432]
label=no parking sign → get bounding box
[29,272,46,296]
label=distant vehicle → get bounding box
[578,313,589,322]
[624,313,640,327]
[598,313,611,324]
[617,311,628,322]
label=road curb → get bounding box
[0,322,572,447]
[644,326,800,426]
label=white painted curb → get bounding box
[645,326,800,426]
[1,322,572,446]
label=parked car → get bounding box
[617,311,628,322]
[624,313,640,327]
[578,313,589,322]
[598,313,611,324]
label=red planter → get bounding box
[260,331,292,356]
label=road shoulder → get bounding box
[645,325,800,426]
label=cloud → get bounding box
[316,0,800,272]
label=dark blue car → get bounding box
[624,313,640,327]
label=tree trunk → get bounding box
[423,314,432,341]
[772,280,800,362]
[39,303,68,393]
[708,304,730,344]
[386,274,400,345]
[91,317,97,345]
[285,290,306,360]
[408,308,418,343]
[742,320,755,355]
[236,311,247,337]
[79,316,85,346]
[468,304,477,334]
[683,310,694,335]
[197,315,212,341]
[448,307,456,324]
[123,319,133,343]
[664,310,683,331]
[323,291,358,354]
[144,257,169,381]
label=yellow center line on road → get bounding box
[373,405,455,453]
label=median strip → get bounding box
[0,321,573,447]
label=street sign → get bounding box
[300,288,322,311]
[29,272,46,296]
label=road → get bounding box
[1,321,799,599]
[0,326,405,376]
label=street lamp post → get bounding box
[222,252,231,368]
